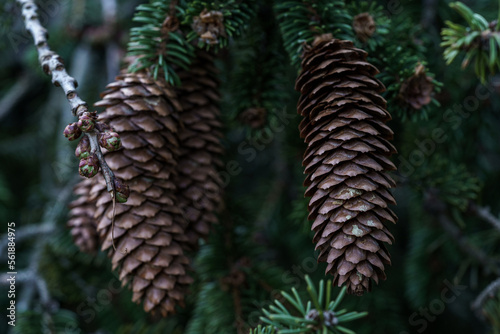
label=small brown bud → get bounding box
[75,135,91,159]
[79,154,100,178]
[192,9,226,45]
[64,123,82,141]
[353,13,376,42]
[99,132,122,151]
[399,63,434,110]
[77,112,95,132]
[113,178,130,203]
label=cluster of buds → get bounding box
[63,111,129,203]
[63,111,98,142]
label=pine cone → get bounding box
[296,37,397,295]
[192,9,226,45]
[67,178,99,253]
[90,71,193,316]
[175,51,224,250]
[239,107,267,129]
[352,13,376,43]
[399,63,434,110]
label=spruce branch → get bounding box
[345,1,441,122]
[184,0,255,50]
[0,222,54,256]
[274,0,350,68]
[257,276,367,333]
[0,72,36,121]
[425,191,500,276]
[0,268,37,285]
[441,2,500,82]
[471,278,500,320]
[347,1,389,48]
[0,268,52,314]
[127,0,194,85]
[436,211,500,276]
[250,325,276,334]
[17,0,117,194]
[470,203,500,233]
[415,159,481,212]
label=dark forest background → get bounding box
[1,0,500,333]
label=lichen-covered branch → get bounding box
[0,73,35,121]
[470,203,500,233]
[438,212,500,276]
[17,0,116,193]
[0,222,53,257]
[17,0,87,115]
[424,191,500,276]
[471,278,500,320]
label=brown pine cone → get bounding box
[296,37,397,295]
[67,178,99,254]
[352,13,376,42]
[175,51,224,250]
[399,63,434,109]
[90,71,193,316]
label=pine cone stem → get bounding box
[87,132,115,193]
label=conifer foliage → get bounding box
[9,0,500,333]
[296,36,397,295]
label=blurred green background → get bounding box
[1,0,500,333]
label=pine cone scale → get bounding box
[67,179,99,253]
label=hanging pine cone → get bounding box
[67,178,99,254]
[239,107,267,129]
[175,51,224,250]
[88,71,193,316]
[296,36,397,295]
[352,13,376,43]
[399,63,434,110]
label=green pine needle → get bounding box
[253,276,367,333]
[441,2,500,83]
[126,0,194,86]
